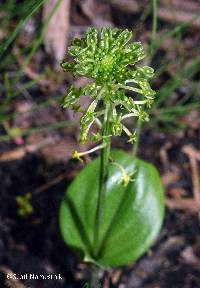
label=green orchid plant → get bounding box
[59,27,164,285]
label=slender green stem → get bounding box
[94,103,111,257]
[12,0,62,87]
[133,0,157,156]
[0,0,46,58]
[90,265,101,288]
[0,119,77,142]
[132,119,141,156]
[0,73,12,119]
[150,0,157,57]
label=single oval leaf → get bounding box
[59,150,164,267]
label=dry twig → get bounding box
[182,145,200,217]
[0,137,56,162]
[165,198,200,213]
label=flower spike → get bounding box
[61,27,155,145]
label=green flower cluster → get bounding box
[61,27,155,145]
[62,28,145,84]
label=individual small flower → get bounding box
[118,170,136,187]
[127,131,137,144]
[110,157,136,187]
[79,100,98,144]
[137,109,149,122]
[90,132,102,142]
[112,110,123,136]
[71,149,84,162]
[145,96,154,108]
[61,86,82,108]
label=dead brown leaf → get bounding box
[158,6,200,27]
[169,0,200,13]
[0,136,56,162]
[43,0,71,67]
[109,0,200,28]
[109,0,141,13]
[81,0,113,27]
[40,137,76,164]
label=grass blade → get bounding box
[0,0,46,58]
[153,56,200,108]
